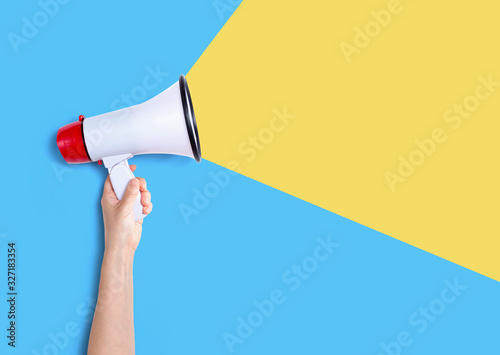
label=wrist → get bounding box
[99,244,135,299]
[103,243,136,263]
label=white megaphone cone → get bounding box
[57,74,201,221]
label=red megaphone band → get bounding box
[56,118,91,163]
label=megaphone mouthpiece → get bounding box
[56,120,91,164]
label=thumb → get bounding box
[119,178,140,212]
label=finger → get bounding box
[141,190,151,206]
[119,178,140,211]
[136,177,147,192]
[102,175,118,203]
[130,164,137,172]
[103,174,112,191]
[143,202,153,215]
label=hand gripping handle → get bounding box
[106,158,147,222]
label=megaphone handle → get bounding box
[108,160,148,222]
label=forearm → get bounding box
[88,245,136,355]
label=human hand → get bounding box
[101,164,153,255]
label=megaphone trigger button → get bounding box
[98,160,103,165]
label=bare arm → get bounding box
[88,165,153,355]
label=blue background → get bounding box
[1,0,499,354]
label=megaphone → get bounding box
[57,74,201,221]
